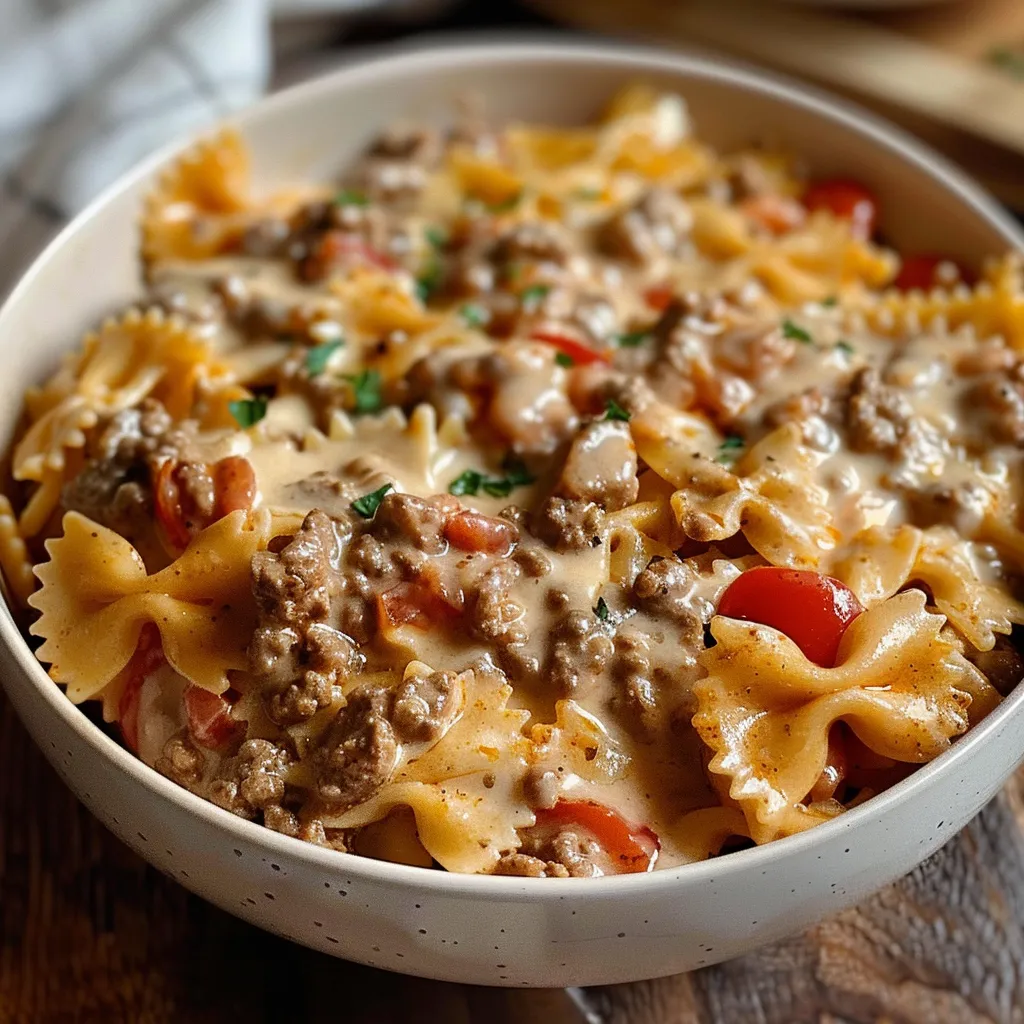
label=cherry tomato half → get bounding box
[443,510,518,555]
[803,179,879,241]
[117,625,165,753]
[894,254,971,292]
[534,800,660,874]
[716,566,864,667]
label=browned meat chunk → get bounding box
[209,739,293,819]
[490,221,571,268]
[597,187,692,264]
[313,685,398,812]
[556,420,639,512]
[391,667,462,743]
[61,400,182,541]
[546,608,614,697]
[846,367,915,453]
[155,734,205,790]
[348,125,441,203]
[467,561,526,644]
[532,497,606,552]
[373,492,457,554]
[633,557,705,628]
[969,364,1024,446]
[495,829,602,878]
[250,510,360,724]
[967,634,1024,696]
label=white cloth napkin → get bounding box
[0,0,449,297]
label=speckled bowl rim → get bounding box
[3,37,1024,898]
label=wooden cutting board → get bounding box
[528,0,1024,209]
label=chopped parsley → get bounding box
[351,483,392,519]
[305,340,343,377]
[459,302,489,329]
[604,399,631,423]
[520,284,551,313]
[781,319,813,344]
[228,396,268,429]
[616,330,651,348]
[715,435,745,465]
[821,296,838,308]
[415,255,444,303]
[424,225,448,249]
[595,597,610,622]
[448,470,485,497]
[836,339,855,356]
[345,369,383,414]
[335,188,369,207]
[449,457,535,498]
[555,352,574,368]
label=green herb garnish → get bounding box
[351,483,393,519]
[595,597,610,622]
[836,340,854,356]
[305,341,343,377]
[229,396,268,429]
[821,296,838,308]
[616,330,651,348]
[449,457,535,499]
[459,303,489,329]
[716,435,745,465]
[345,369,383,414]
[416,255,444,303]
[520,284,551,312]
[425,225,448,249]
[335,189,369,207]
[604,399,631,423]
[781,319,813,344]
[555,352,575,368]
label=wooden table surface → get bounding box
[4,680,1024,1024]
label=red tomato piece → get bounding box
[118,625,165,753]
[377,582,462,631]
[153,459,192,552]
[530,330,611,367]
[535,800,660,874]
[184,685,243,750]
[716,566,864,667]
[317,231,396,271]
[443,510,517,555]
[803,179,879,241]
[643,285,674,312]
[213,455,257,518]
[893,254,971,292]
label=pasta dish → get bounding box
[2,85,1022,876]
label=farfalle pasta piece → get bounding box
[323,663,532,873]
[663,423,836,569]
[694,590,992,844]
[528,698,631,786]
[829,524,921,606]
[29,509,273,702]
[13,308,220,490]
[911,527,1024,652]
[863,253,1024,348]
[0,494,35,606]
[142,130,252,264]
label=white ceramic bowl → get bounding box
[2,40,1023,989]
